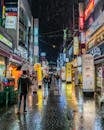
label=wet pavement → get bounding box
[0,80,104,130]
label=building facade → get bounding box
[0,0,34,88]
[84,0,104,93]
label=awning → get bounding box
[12,54,22,62]
[0,48,11,58]
[9,54,23,65]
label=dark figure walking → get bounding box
[48,75,52,88]
[55,73,60,85]
[17,70,30,114]
[43,75,49,98]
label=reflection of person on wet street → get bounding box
[17,70,30,114]
[43,75,49,98]
[17,113,27,129]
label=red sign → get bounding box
[6,12,17,16]
[79,16,84,30]
[85,0,95,20]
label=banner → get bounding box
[73,36,79,55]
[5,16,17,29]
[82,54,95,92]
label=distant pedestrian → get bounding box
[31,74,38,95]
[17,70,30,114]
[43,75,49,98]
[48,75,52,88]
[55,73,60,85]
[43,75,49,87]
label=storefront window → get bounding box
[7,64,22,89]
[0,56,6,81]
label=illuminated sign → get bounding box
[85,0,95,20]
[86,11,104,43]
[34,18,39,46]
[88,43,104,58]
[2,5,5,18]
[79,3,84,30]
[82,54,95,92]
[5,16,17,29]
[79,3,84,17]
[73,36,79,55]
[0,34,12,48]
[34,46,39,56]
[79,16,84,30]
[5,7,17,16]
[86,23,104,50]
[6,7,17,12]
[90,46,101,57]
[80,32,86,44]
[40,52,46,57]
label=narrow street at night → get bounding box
[0,80,104,130]
[0,0,104,130]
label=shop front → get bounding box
[89,43,104,94]
[0,55,6,91]
[7,54,23,89]
[0,32,13,90]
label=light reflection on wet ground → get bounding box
[0,81,104,130]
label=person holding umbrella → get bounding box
[17,70,30,114]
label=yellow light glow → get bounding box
[37,90,43,111]
[87,26,104,49]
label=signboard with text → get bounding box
[73,36,79,55]
[82,54,95,92]
[0,34,12,48]
[5,16,17,29]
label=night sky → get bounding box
[31,0,74,62]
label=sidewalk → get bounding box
[0,80,73,130]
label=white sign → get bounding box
[34,46,39,56]
[40,52,46,57]
[5,16,17,29]
[82,54,95,92]
[74,36,79,55]
[90,46,101,57]
[80,32,86,44]
[77,56,82,66]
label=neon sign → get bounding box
[79,16,84,30]
[85,0,95,20]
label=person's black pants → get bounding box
[18,93,27,111]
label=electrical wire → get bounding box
[39,34,63,38]
[40,29,63,35]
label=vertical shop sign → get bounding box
[73,36,79,55]
[79,3,84,31]
[5,16,17,29]
[82,54,95,92]
[34,18,39,46]
[66,62,72,83]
